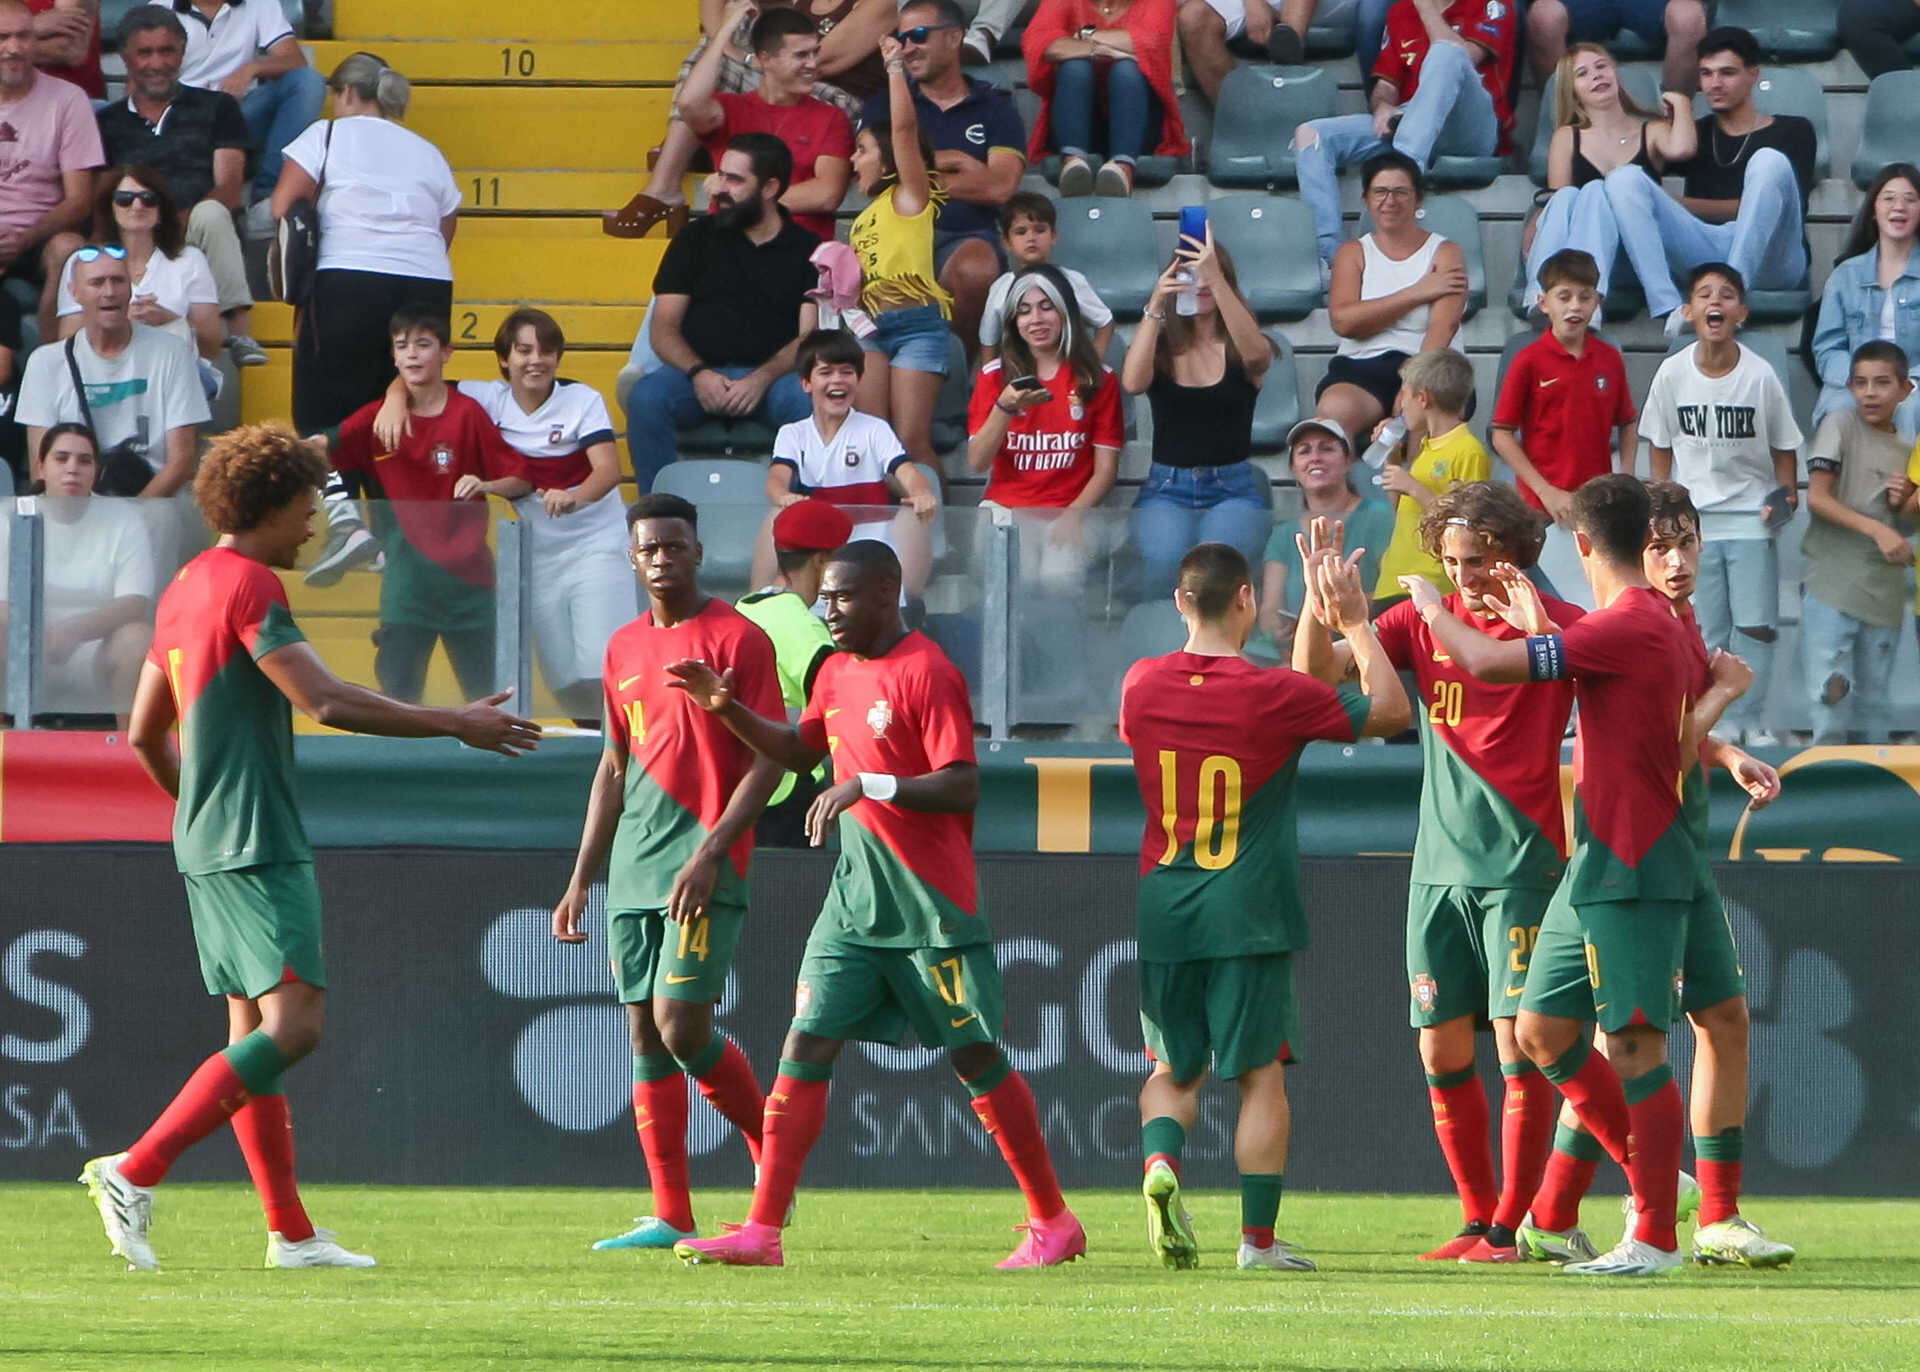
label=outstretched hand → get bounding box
[1315,548,1371,636]
[1293,515,1348,623]
[1397,573,1444,619]
[1481,563,1554,634]
[665,658,736,712]
[454,690,543,755]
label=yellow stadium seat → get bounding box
[306,39,686,85]
[333,0,699,44]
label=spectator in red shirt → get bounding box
[966,264,1122,591]
[25,0,99,98]
[1021,0,1188,200]
[679,5,854,243]
[1293,0,1515,270]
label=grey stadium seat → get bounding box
[1852,73,1920,189]
[1248,331,1303,455]
[1051,197,1162,317]
[651,460,766,585]
[1207,194,1322,321]
[1357,195,1486,319]
[1207,64,1337,188]
[1711,0,1840,59]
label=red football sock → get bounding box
[1427,1071,1496,1227]
[1529,1122,1605,1233]
[748,1071,830,1228]
[1548,1045,1632,1166]
[970,1070,1066,1222]
[1625,1070,1685,1250]
[1696,1158,1742,1228]
[690,1038,765,1167]
[1492,1067,1556,1232]
[231,1094,314,1242]
[633,1076,693,1232]
[120,1052,253,1187]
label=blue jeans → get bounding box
[1801,589,1901,743]
[624,364,810,492]
[1601,149,1807,319]
[1524,181,1623,308]
[242,66,327,203]
[1355,0,1396,77]
[1695,534,1778,734]
[1296,43,1500,263]
[1131,462,1272,598]
[1049,58,1161,165]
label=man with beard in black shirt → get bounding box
[625,131,821,492]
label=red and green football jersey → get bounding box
[1674,601,1715,872]
[1376,594,1583,890]
[1119,652,1369,962]
[602,599,782,912]
[331,392,526,627]
[797,631,985,949]
[148,547,310,875]
[1557,586,1699,902]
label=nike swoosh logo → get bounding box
[949,1015,976,1028]
[665,973,699,984]
[618,675,641,690]
[825,707,841,717]
[1432,650,1452,663]
[1505,986,1524,997]
[1594,1001,1608,1011]
[1537,378,1559,388]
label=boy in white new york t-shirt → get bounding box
[763,328,938,593]
[1642,263,1804,745]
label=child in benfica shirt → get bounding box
[314,309,528,703]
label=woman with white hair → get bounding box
[271,52,461,437]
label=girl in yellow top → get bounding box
[848,32,954,478]
[1371,348,1491,608]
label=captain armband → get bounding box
[1526,635,1567,682]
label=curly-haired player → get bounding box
[81,423,541,1273]
[1296,482,1582,1263]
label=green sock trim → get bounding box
[1425,1066,1476,1090]
[632,1053,679,1084]
[1500,1059,1543,1079]
[777,1056,833,1084]
[961,1051,1011,1098]
[1240,1173,1284,1231]
[221,1030,289,1094]
[1695,1126,1744,1163]
[677,1036,726,1080]
[1142,1116,1186,1165]
[1553,1121,1606,1162]
[1540,1035,1590,1086]
[1621,1063,1673,1107]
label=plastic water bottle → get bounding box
[1175,267,1200,317]
[1361,415,1407,485]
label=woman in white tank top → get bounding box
[1314,153,1469,448]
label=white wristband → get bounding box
[858,772,898,802]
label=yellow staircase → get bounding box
[267,1,698,716]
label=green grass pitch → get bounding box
[6,1186,1917,1370]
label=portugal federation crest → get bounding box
[430,442,454,473]
[867,698,893,738]
[1412,973,1438,1011]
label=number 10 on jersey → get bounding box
[1156,750,1243,870]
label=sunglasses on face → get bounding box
[112,189,160,208]
[893,22,958,45]
[73,244,128,262]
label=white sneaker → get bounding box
[1693,1215,1796,1268]
[1237,1241,1316,1271]
[1516,1213,1598,1263]
[79,1153,156,1271]
[1563,1235,1683,1276]
[267,1227,377,1268]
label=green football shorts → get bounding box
[1520,883,1687,1033]
[789,925,1002,1051]
[607,904,744,1004]
[182,861,325,998]
[1404,883,1553,1027]
[1139,954,1297,1083]
[1679,874,1747,1014]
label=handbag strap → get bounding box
[317,118,332,197]
[62,334,95,435]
